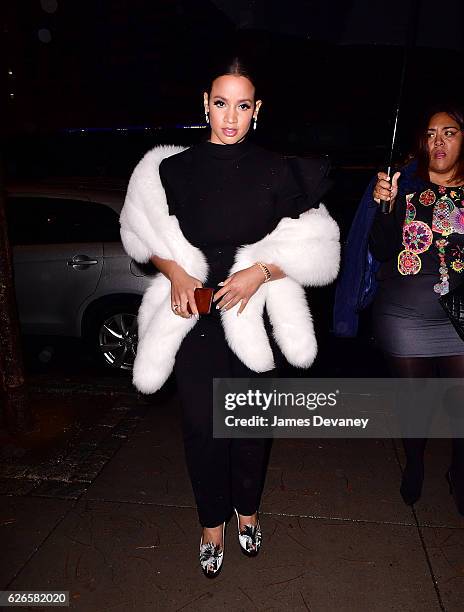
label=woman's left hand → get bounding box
[213,265,266,314]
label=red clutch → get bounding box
[187,287,214,315]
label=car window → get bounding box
[6,197,121,245]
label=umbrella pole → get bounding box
[380,0,422,213]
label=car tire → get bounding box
[83,297,141,371]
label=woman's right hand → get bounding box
[373,171,401,208]
[169,265,203,318]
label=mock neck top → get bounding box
[201,139,252,160]
[159,141,326,287]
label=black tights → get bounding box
[386,355,464,378]
[386,355,464,471]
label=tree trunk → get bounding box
[0,155,31,432]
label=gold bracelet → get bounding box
[256,261,271,283]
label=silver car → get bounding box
[6,179,153,370]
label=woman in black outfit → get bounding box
[120,58,340,577]
[370,105,464,515]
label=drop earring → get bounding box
[253,116,257,131]
[205,110,210,124]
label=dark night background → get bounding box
[3,0,464,372]
[4,0,464,185]
[2,8,464,602]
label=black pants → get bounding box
[386,355,464,471]
[174,314,274,528]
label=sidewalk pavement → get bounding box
[1,381,463,612]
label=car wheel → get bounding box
[84,300,140,371]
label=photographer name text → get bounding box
[224,415,369,429]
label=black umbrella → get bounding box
[211,0,464,191]
[339,0,464,210]
[211,0,463,49]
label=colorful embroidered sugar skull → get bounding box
[398,249,422,275]
[419,189,436,206]
[449,207,464,234]
[402,220,433,254]
[451,260,464,272]
[432,199,453,234]
[405,201,416,224]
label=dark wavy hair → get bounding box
[204,56,261,102]
[415,104,464,183]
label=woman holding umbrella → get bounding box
[370,104,464,515]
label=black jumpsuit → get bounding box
[159,139,313,527]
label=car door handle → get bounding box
[67,255,99,266]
